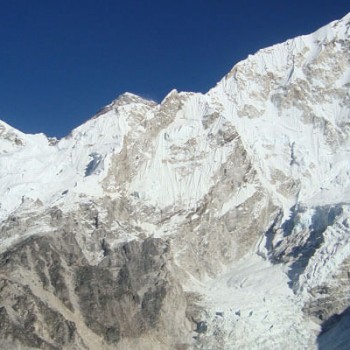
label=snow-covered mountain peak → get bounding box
[0,13,350,350]
[208,12,350,214]
[110,92,157,108]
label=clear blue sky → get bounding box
[1,0,349,138]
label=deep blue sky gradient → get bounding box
[1,0,349,137]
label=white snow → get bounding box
[187,253,319,349]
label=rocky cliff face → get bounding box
[0,13,350,350]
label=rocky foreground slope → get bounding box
[0,13,350,350]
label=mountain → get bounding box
[0,12,350,350]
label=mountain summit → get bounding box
[0,13,350,350]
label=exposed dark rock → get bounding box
[194,321,208,334]
[0,224,189,349]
